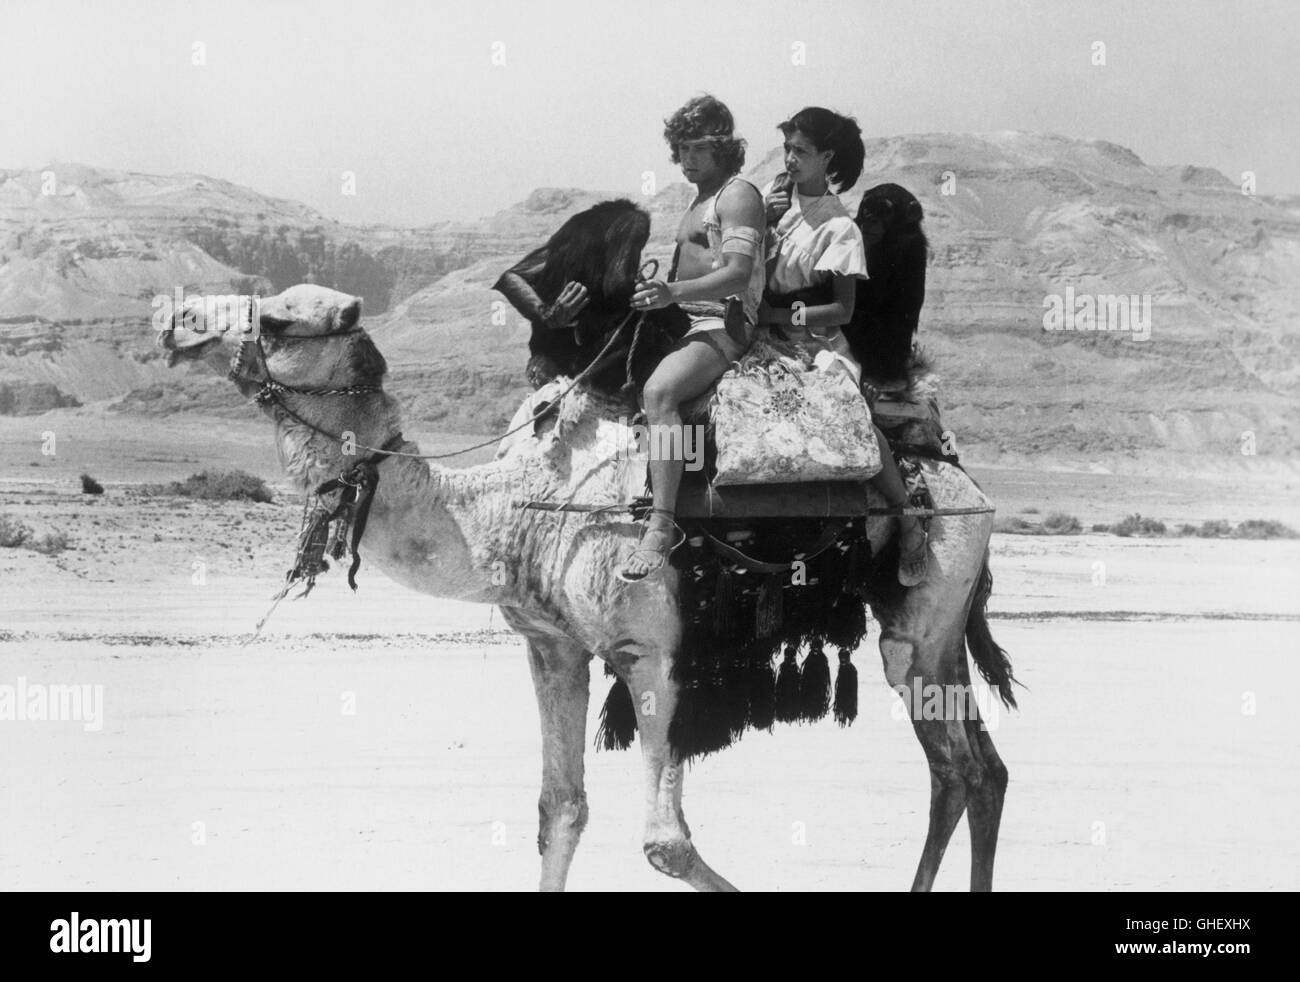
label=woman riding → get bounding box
[758,107,928,585]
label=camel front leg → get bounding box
[622,649,738,892]
[522,632,592,892]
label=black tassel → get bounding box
[825,592,868,652]
[724,653,751,741]
[669,675,733,760]
[774,644,802,723]
[847,531,872,586]
[756,572,784,639]
[833,648,858,726]
[712,566,736,638]
[595,679,637,751]
[799,639,832,722]
[746,644,778,731]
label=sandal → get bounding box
[897,513,929,587]
[617,508,685,583]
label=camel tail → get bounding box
[966,553,1018,709]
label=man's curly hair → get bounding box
[664,94,746,176]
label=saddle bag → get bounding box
[710,336,882,486]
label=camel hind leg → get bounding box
[874,497,1011,891]
[881,631,978,891]
[880,609,1012,891]
[957,646,1009,892]
[964,712,1009,891]
[961,553,1013,890]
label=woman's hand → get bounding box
[542,281,589,328]
[631,278,674,311]
[764,187,792,225]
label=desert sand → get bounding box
[1,411,1297,891]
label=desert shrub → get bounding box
[25,530,70,555]
[80,473,104,495]
[1232,519,1299,540]
[1197,519,1232,538]
[0,515,69,554]
[993,515,1035,534]
[1176,523,1198,537]
[1042,511,1081,534]
[1112,513,1166,537]
[0,514,32,548]
[144,469,273,504]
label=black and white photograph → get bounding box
[0,0,1295,930]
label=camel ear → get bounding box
[336,297,361,330]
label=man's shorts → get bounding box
[675,298,755,364]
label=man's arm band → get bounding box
[720,226,762,258]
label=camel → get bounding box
[160,282,1016,892]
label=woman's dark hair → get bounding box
[778,107,865,192]
[664,94,746,176]
[526,199,650,306]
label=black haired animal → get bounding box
[494,199,685,393]
[845,183,928,381]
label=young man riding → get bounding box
[619,95,767,581]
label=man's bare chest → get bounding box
[675,199,711,250]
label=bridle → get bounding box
[224,297,541,462]
[214,296,415,470]
[213,297,405,603]
[227,296,382,403]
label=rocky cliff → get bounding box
[1,134,1296,469]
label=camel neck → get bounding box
[354,449,492,602]
[268,392,506,604]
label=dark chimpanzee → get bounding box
[494,199,684,394]
[843,183,928,382]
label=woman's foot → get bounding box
[898,514,928,587]
[617,511,683,582]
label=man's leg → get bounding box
[619,337,730,580]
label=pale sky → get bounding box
[2,0,1296,224]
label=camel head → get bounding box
[159,284,397,488]
[160,284,384,394]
